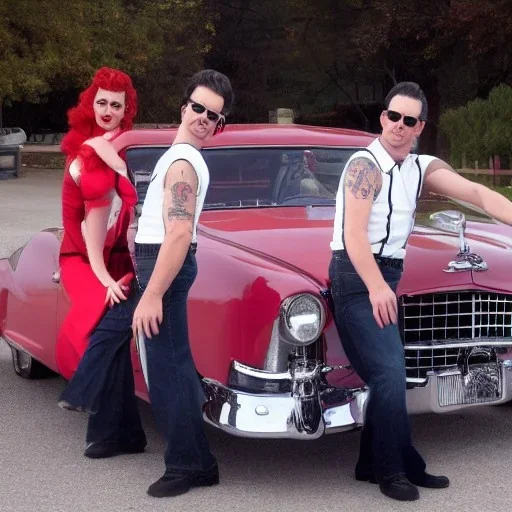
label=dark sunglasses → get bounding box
[188,100,225,123]
[385,110,421,128]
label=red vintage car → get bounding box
[2,124,512,439]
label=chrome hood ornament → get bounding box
[429,210,488,273]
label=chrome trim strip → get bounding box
[406,377,428,385]
[262,319,289,373]
[232,361,291,381]
[404,340,512,350]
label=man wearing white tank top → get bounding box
[132,70,233,498]
[329,82,512,502]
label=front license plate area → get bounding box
[438,363,502,407]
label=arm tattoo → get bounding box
[344,157,381,200]
[167,181,194,220]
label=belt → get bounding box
[135,242,197,257]
[334,249,403,271]
[374,254,403,270]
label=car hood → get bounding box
[199,207,512,293]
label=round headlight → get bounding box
[279,293,325,345]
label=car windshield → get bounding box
[416,194,497,226]
[127,146,357,209]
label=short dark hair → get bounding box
[385,81,428,121]
[182,69,234,115]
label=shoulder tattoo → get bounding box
[167,181,194,221]
[344,157,381,200]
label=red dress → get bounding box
[56,142,137,380]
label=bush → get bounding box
[440,84,512,168]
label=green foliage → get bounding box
[0,0,212,122]
[440,84,512,167]
[205,0,512,130]
[1,0,511,130]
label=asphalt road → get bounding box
[1,169,512,512]
[0,168,62,259]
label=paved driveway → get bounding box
[1,169,512,512]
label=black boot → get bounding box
[379,474,419,501]
[408,472,450,489]
[84,438,146,459]
[147,464,219,498]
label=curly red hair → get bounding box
[61,67,137,158]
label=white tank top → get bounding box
[135,143,210,244]
[331,138,437,258]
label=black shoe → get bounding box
[379,474,419,501]
[84,442,119,459]
[84,439,146,459]
[408,472,450,489]
[147,464,219,498]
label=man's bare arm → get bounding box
[343,157,385,290]
[143,160,198,298]
[424,161,512,224]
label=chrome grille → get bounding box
[401,292,512,380]
[437,371,501,407]
[402,292,512,343]
[405,347,462,380]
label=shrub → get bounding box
[440,84,512,168]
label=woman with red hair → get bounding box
[57,67,146,458]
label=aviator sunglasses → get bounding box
[385,110,421,128]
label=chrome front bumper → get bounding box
[202,359,512,439]
[202,361,367,439]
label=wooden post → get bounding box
[269,108,294,124]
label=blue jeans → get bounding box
[135,243,216,476]
[329,250,426,481]
[59,289,146,448]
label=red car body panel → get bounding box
[1,232,60,371]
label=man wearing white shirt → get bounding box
[133,69,233,498]
[329,81,512,501]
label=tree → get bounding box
[0,0,212,127]
[440,84,512,167]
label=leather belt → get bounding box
[374,254,403,270]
